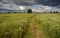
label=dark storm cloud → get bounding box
[34,0,60,6]
[0,0,60,6]
[0,0,2,2]
[1,0,34,5]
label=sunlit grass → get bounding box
[33,14,60,38]
[0,13,60,38]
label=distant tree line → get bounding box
[50,11,59,13]
[7,9,33,13]
[0,9,60,14]
[44,11,59,13]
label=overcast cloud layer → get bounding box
[0,0,60,6]
[0,0,60,12]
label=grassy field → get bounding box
[0,13,60,38]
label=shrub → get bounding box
[8,12,11,14]
[50,11,52,13]
[56,11,59,13]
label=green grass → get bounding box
[0,13,60,38]
[0,14,30,38]
[33,14,60,38]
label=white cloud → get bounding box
[44,6,51,10]
[31,5,60,12]
[0,3,20,10]
[19,6,25,10]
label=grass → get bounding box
[33,14,60,38]
[0,14,30,38]
[0,13,60,38]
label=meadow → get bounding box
[0,13,60,38]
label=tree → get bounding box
[8,12,11,14]
[27,9,32,13]
[50,11,52,13]
[56,11,59,13]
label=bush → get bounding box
[8,12,11,14]
[56,11,59,13]
[27,9,32,13]
[50,11,52,13]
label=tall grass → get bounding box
[0,14,60,38]
[33,14,60,38]
[0,14,30,38]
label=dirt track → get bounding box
[28,15,40,38]
[28,15,49,38]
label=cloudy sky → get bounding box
[0,0,60,12]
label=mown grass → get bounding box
[0,13,60,38]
